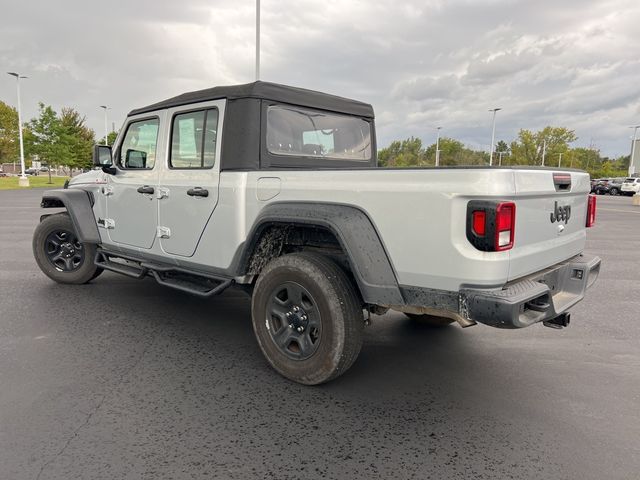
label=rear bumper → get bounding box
[461,254,601,329]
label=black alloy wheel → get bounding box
[44,229,84,272]
[266,282,322,360]
[251,252,364,385]
[33,213,101,284]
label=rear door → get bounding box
[508,170,591,280]
[157,100,225,257]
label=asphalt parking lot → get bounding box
[1,189,639,480]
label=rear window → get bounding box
[266,105,372,162]
[170,109,219,169]
[624,178,637,183]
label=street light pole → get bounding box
[255,0,260,81]
[100,105,110,145]
[541,139,547,166]
[558,152,563,168]
[489,108,501,166]
[498,151,509,166]
[629,125,640,176]
[435,126,442,166]
[7,72,29,187]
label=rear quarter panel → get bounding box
[201,168,518,290]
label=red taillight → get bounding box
[586,194,596,227]
[472,210,486,236]
[495,202,515,251]
[466,200,516,252]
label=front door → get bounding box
[106,115,163,249]
[158,102,223,257]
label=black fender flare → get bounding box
[240,202,404,305]
[40,189,101,244]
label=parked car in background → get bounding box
[0,172,8,178]
[25,168,39,176]
[593,177,624,195]
[621,177,640,196]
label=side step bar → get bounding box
[95,251,148,279]
[95,251,234,297]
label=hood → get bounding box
[68,169,108,187]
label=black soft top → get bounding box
[128,81,374,118]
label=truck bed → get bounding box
[190,167,592,292]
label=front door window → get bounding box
[119,118,160,169]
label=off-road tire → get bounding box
[405,313,455,327]
[33,213,100,284]
[251,252,364,385]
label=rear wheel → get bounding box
[33,213,100,284]
[251,252,364,385]
[405,313,455,327]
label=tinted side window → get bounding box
[119,118,159,169]
[170,109,218,169]
[266,105,372,162]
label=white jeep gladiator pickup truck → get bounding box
[33,81,601,385]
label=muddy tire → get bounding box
[251,252,364,385]
[33,213,100,284]
[405,313,455,327]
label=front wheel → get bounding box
[33,213,100,284]
[251,252,364,385]
[610,188,619,195]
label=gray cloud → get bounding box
[1,0,639,157]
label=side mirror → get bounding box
[93,144,112,166]
[93,145,116,174]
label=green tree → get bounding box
[510,127,577,165]
[26,103,62,166]
[425,137,463,165]
[495,140,509,153]
[379,136,490,167]
[106,130,118,146]
[378,137,425,167]
[59,107,95,170]
[571,147,601,171]
[27,103,95,171]
[0,101,20,164]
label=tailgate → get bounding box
[508,170,591,281]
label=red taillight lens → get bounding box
[586,194,596,227]
[466,200,516,252]
[472,210,486,236]
[495,202,516,251]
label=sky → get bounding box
[1,0,639,157]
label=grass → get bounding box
[0,176,68,190]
